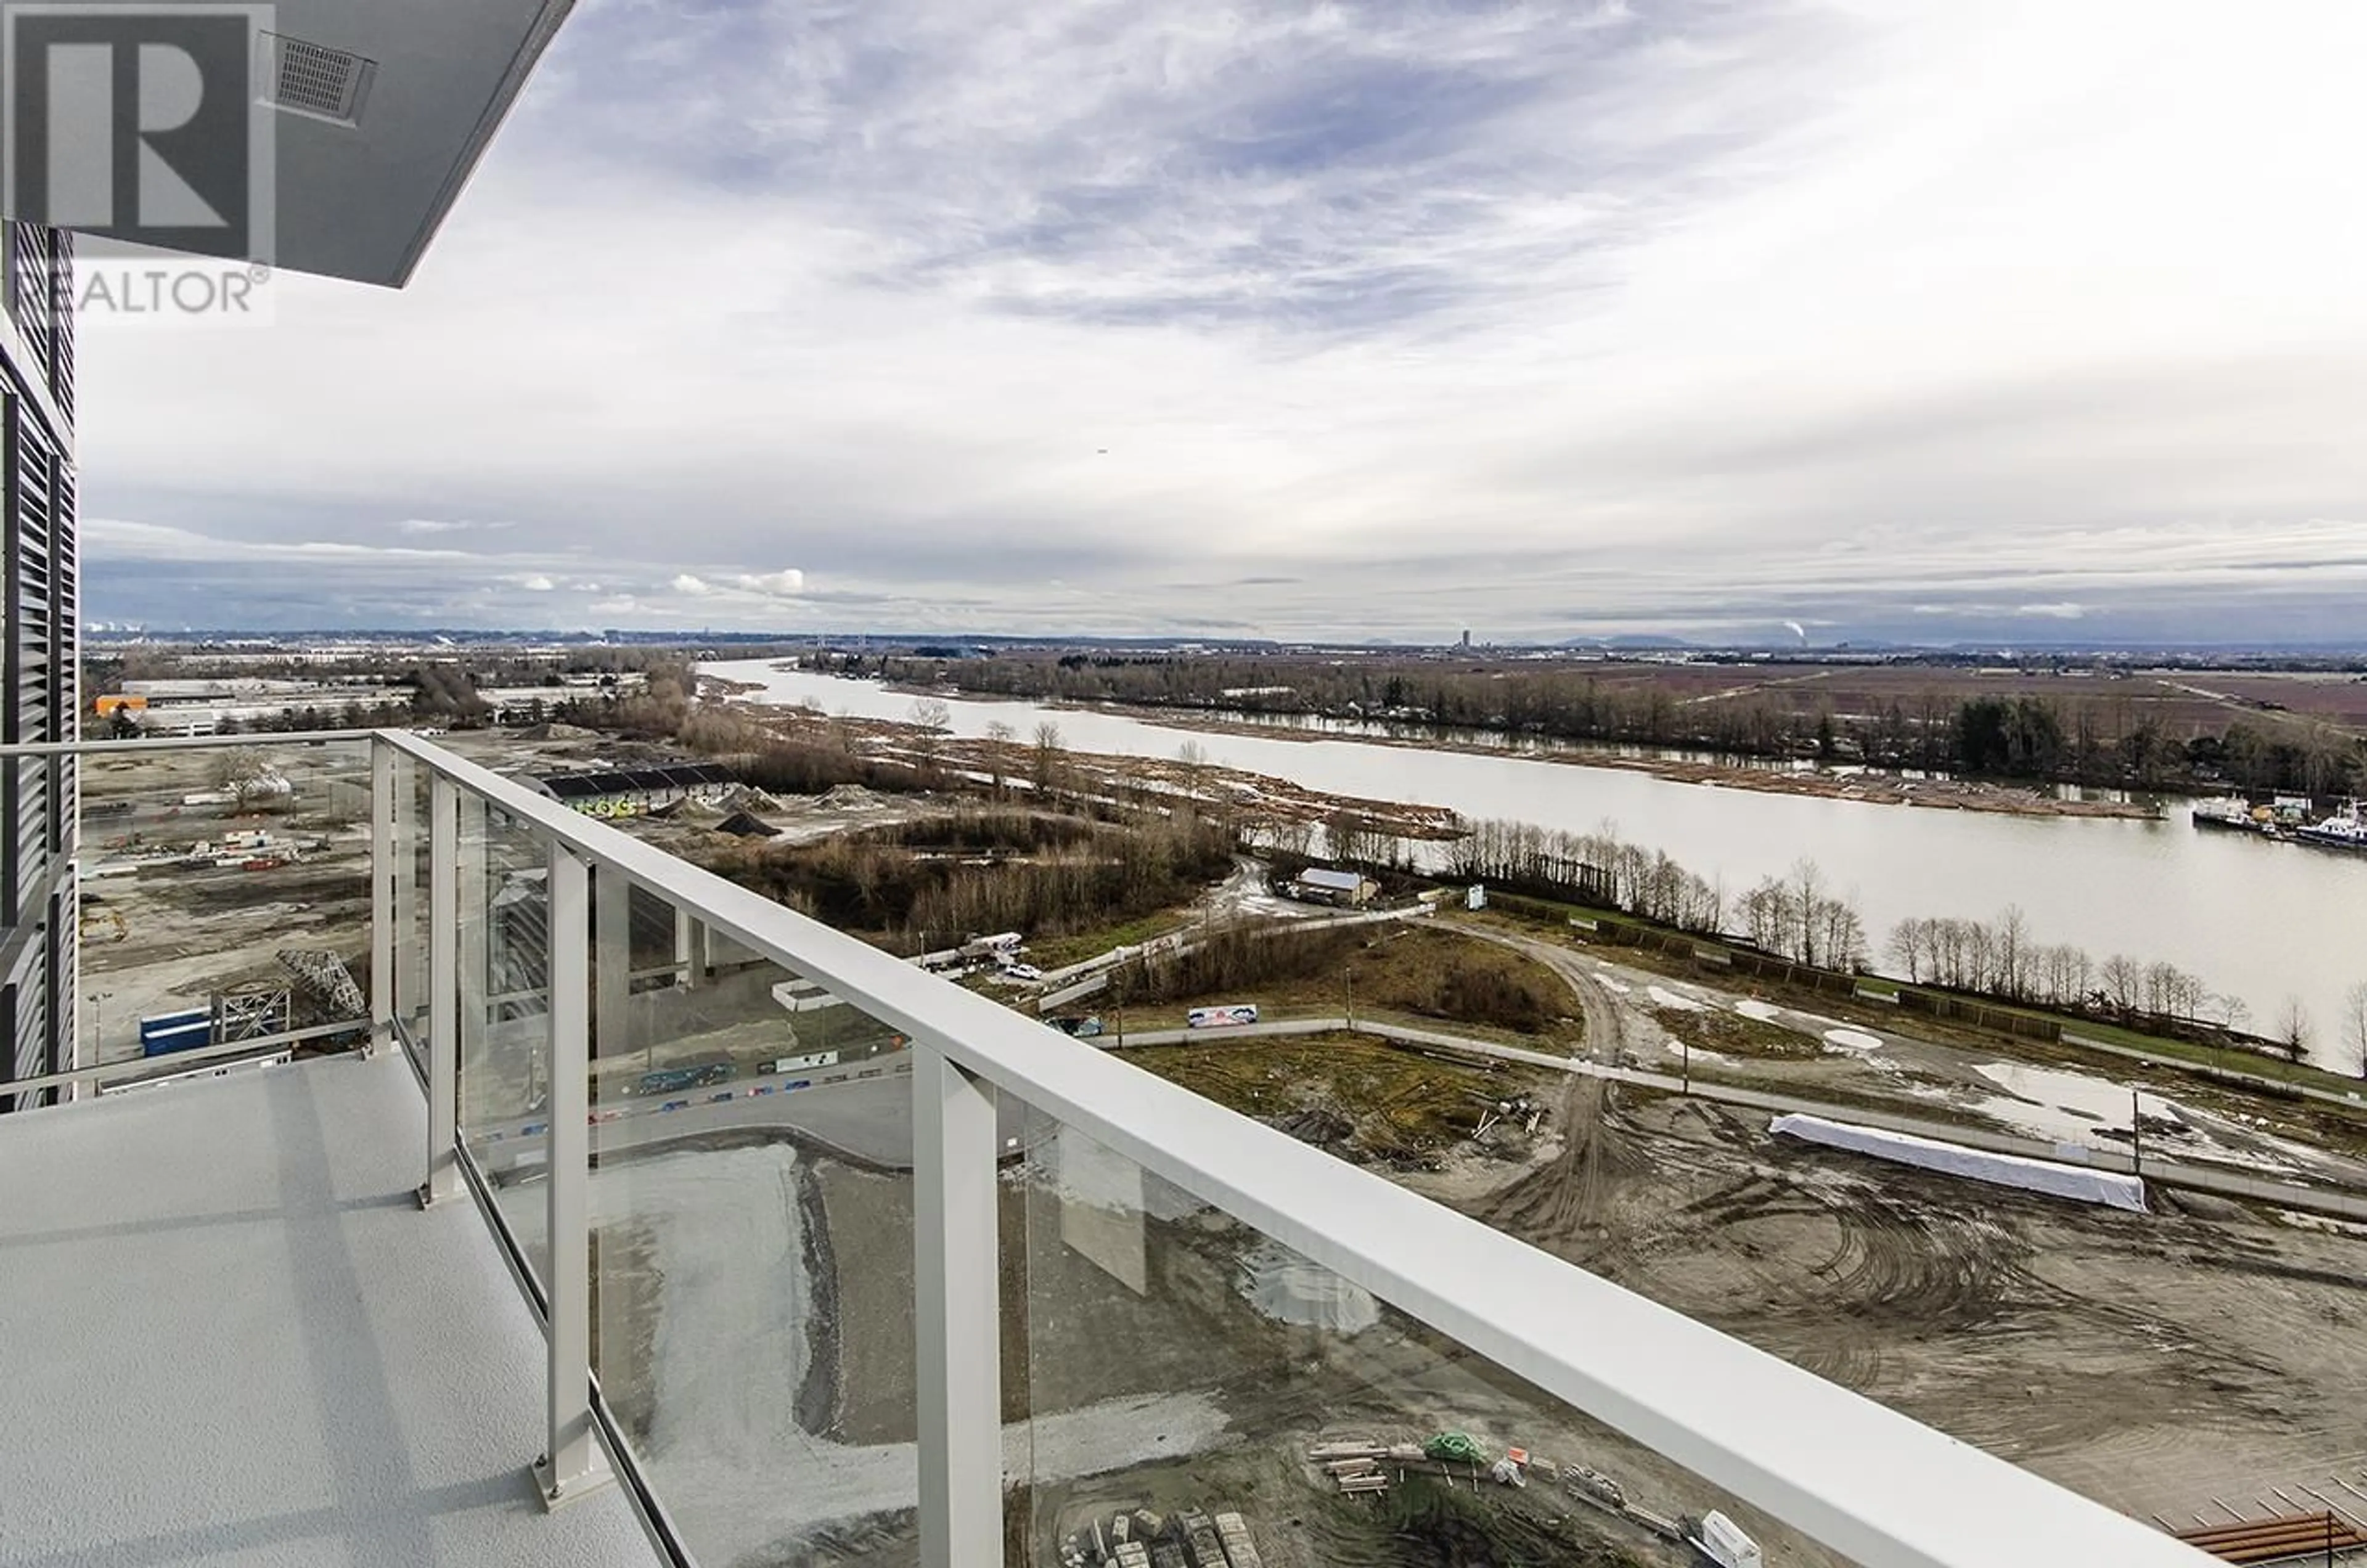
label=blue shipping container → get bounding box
[139,1008,212,1058]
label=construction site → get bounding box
[62,725,2367,1568]
[539,897,2367,1568]
[75,741,375,1072]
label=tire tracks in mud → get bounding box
[1453,923,1630,1066]
[1450,920,2307,1444]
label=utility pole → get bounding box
[2130,1087,2141,1177]
[1345,968,1355,1031]
[1682,1033,1691,1096]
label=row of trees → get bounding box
[709,803,1236,950]
[1446,818,1722,933]
[1415,812,2366,1068]
[1884,912,2215,1023]
[873,652,2365,796]
[1885,915,2367,1069]
[1444,817,1867,966]
[1732,862,1868,971]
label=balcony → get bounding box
[0,731,2214,1568]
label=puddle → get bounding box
[1972,1061,2176,1143]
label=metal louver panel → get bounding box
[48,230,73,424]
[4,396,60,917]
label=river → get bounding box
[706,660,2366,1068]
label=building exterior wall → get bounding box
[0,224,76,1110]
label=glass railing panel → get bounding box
[76,737,374,1077]
[587,885,920,1568]
[394,746,430,1058]
[456,801,556,1278]
[1002,1096,1870,1568]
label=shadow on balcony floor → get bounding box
[0,1051,656,1568]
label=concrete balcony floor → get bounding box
[0,1051,657,1568]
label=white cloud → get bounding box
[517,574,556,592]
[396,518,510,535]
[69,0,2367,640]
[671,573,713,595]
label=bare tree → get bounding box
[1995,905,2030,1001]
[2099,954,2142,1018]
[1030,721,1065,793]
[2275,995,2314,1064]
[982,720,1016,794]
[2344,981,2367,1078]
[904,698,952,782]
[1886,920,1926,983]
[212,750,287,812]
[1787,860,1826,967]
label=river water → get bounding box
[708,660,2365,1066]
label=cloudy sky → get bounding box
[78,0,2367,645]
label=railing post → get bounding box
[369,738,394,1058]
[534,841,613,1508]
[420,774,460,1207]
[914,1041,1002,1568]
[673,907,708,988]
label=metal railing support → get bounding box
[914,1043,1003,1568]
[420,775,460,1207]
[369,739,395,1057]
[673,907,708,988]
[534,840,615,1508]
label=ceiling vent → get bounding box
[258,33,375,126]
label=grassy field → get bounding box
[1124,923,1585,1048]
[1025,905,1199,969]
[1122,1031,1550,1164]
[1466,894,2367,1094]
[1648,1004,1825,1061]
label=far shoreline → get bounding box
[723,664,2163,824]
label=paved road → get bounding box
[1100,1013,2367,1222]
[475,984,2367,1220]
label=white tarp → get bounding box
[1770,1114,2148,1212]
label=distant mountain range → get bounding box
[77,626,2367,659]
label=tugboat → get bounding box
[2295,801,2367,853]
[2190,797,2270,834]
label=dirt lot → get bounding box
[1437,1079,2367,1533]
[1010,929,2367,1562]
[1125,923,1588,1052]
[1124,1033,1553,1167]
[78,741,374,1064]
[285,725,2367,1563]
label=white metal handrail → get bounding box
[5,730,2214,1567]
[369,732,2211,1568]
